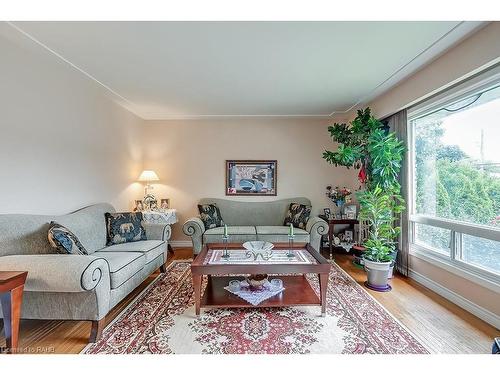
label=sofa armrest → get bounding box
[183,217,205,254]
[0,254,110,292]
[183,217,205,236]
[142,222,172,241]
[306,216,329,252]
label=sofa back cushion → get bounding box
[0,203,115,256]
[198,197,312,226]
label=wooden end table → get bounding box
[191,243,331,317]
[319,215,359,259]
[0,271,28,354]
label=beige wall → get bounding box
[345,22,500,324]
[0,24,144,215]
[142,118,358,241]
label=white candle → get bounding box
[289,223,294,237]
[224,224,228,237]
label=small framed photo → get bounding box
[344,230,353,242]
[344,204,357,219]
[133,200,144,212]
[160,198,170,209]
[323,208,331,218]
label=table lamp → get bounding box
[138,170,160,196]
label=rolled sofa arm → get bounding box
[306,216,329,252]
[0,254,110,292]
[183,217,205,254]
[142,222,172,241]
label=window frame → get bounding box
[407,64,500,292]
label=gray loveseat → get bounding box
[183,197,328,254]
[0,203,171,343]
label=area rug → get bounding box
[82,260,429,354]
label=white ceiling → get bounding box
[9,21,486,119]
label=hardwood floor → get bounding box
[1,248,498,354]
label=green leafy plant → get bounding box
[323,108,406,262]
[357,187,405,262]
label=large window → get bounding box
[409,70,500,279]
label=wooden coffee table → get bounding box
[191,243,331,316]
[0,271,28,354]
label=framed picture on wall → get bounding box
[226,160,277,196]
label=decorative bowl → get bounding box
[242,241,274,252]
[246,274,268,290]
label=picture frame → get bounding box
[160,198,170,209]
[226,160,277,196]
[133,200,144,212]
[344,204,357,219]
[323,208,331,218]
[344,230,353,242]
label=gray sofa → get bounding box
[183,197,328,254]
[0,203,171,343]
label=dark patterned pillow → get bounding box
[48,222,88,255]
[105,212,147,245]
[283,203,311,230]
[198,204,224,229]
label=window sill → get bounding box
[410,244,500,294]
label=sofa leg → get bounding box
[89,318,105,343]
[159,263,167,273]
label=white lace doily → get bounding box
[224,280,285,306]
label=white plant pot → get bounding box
[363,259,392,292]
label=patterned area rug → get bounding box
[82,260,429,354]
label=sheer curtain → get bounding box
[386,109,409,276]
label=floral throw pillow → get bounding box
[105,212,147,245]
[283,203,311,230]
[198,204,225,229]
[48,222,88,255]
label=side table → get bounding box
[319,215,359,260]
[0,271,28,354]
[142,209,178,254]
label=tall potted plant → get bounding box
[323,108,405,291]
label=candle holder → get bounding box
[222,234,230,259]
[287,234,295,258]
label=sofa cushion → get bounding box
[98,240,166,264]
[283,203,311,230]
[105,212,147,245]
[255,226,308,235]
[256,226,310,243]
[198,204,224,229]
[94,251,145,289]
[203,226,256,244]
[47,222,88,255]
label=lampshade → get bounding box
[138,170,160,182]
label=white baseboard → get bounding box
[409,269,500,330]
[169,240,192,248]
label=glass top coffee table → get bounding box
[191,242,331,316]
